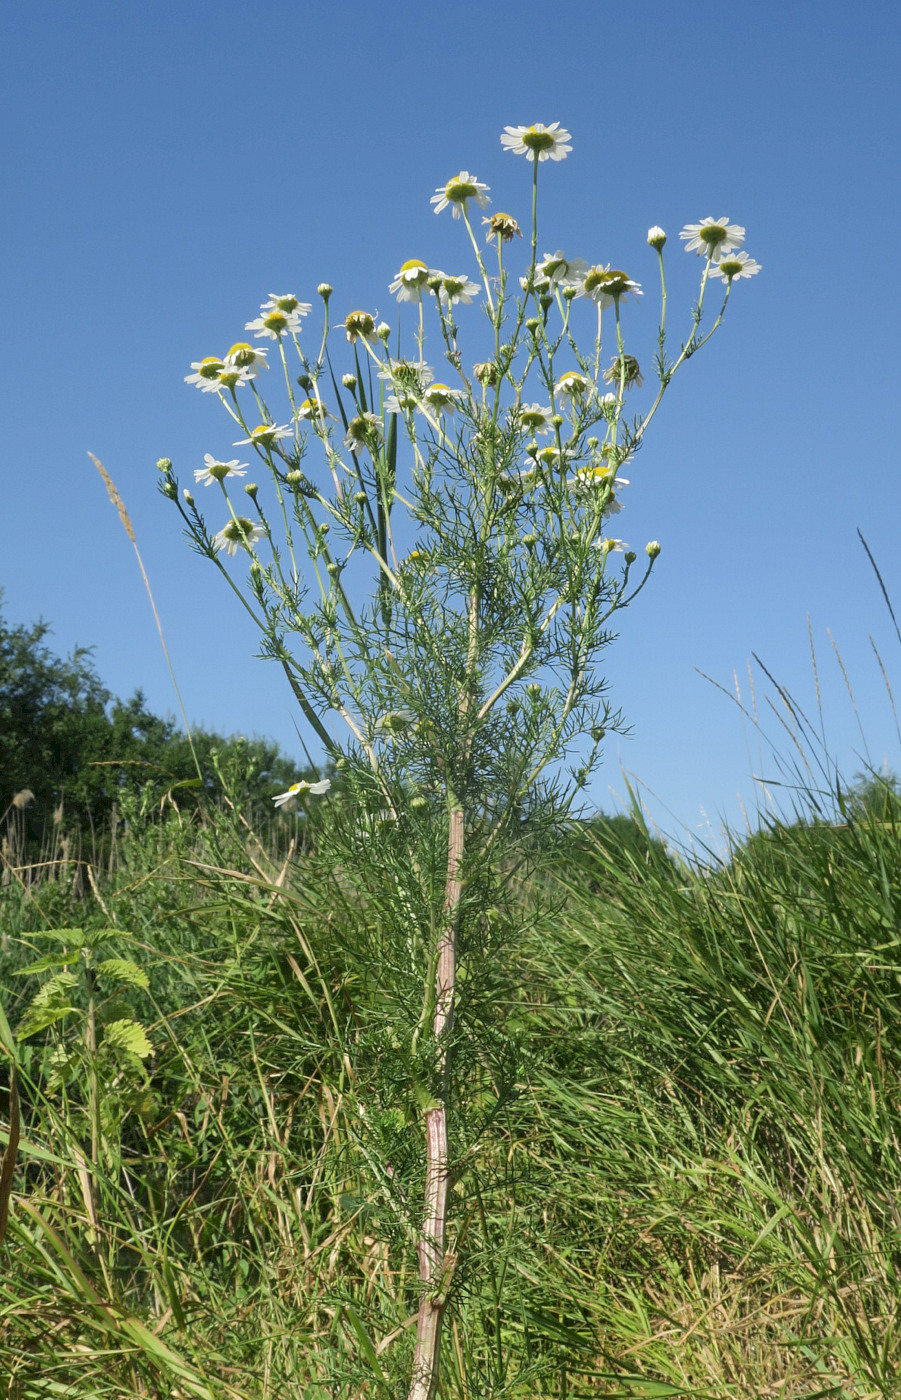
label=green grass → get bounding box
[2,762,900,1398]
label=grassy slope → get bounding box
[1,788,899,1399]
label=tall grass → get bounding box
[2,669,900,1396]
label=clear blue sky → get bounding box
[5,0,900,847]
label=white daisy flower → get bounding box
[245,293,311,340]
[535,251,589,289]
[380,359,434,412]
[709,250,761,282]
[422,382,463,413]
[389,259,433,302]
[430,171,490,219]
[516,403,555,435]
[534,445,564,471]
[593,537,627,555]
[234,423,293,449]
[185,356,227,391]
[574,466,630,493]
[273,778,331,808]
[580,265,643,309]
[555,370,589,401]
[296,398,334,423]
[500,122,572,162]
[212,517,267,556]
[225,342,269,377]
[193,455,249,487]
[679,217,745,260]
[437,273,481,306]
[374,709,417,736]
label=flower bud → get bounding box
[342,373,357,391]
[319,521,329,534]
[525,439,539,457]
[647,226,667,251]
[625,550,637,565]
[244,482,259,499]
[161,480,178,500]
[525,317,540,334]
[522,532,538,548]
[156,457,172,473]
[354,490,367,504]
[645,540,661,559]
[317,283,333,301]
[540,293,554,310]
[550,414,564,429]
[297,375,313,393]
[586,437,599,450]
[327,561,340,575]
[527,681,541,697]
[562,287,578,302]
[286,470,303,487]
[377,322,391,342]
[336,756,348,769]
[182,488,194,506]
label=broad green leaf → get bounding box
[95,957,149,988]
[101,1018,153,1058]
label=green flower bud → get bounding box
[522,532,538,548]
[525,439,539,457]
[647,226,667,251]
[327,561,340,575]
[562,286,578,302]
[156,457,172,473]
[342,373,357,391]
[354,490,367,504]
[319,521,330,534]
[540,293,554,310]
[244,482,259,499]
[182,488,194,506]
[297,373,312,391]
[161,480,177,500]
[377,322,391,342]
[336,756,348,770]
[625,550,637,565]
[317,283,333,301]
[551,414,564,429]
[525,317,540,334]
[286,470,303,487]
[645,540,661,559]
[586,437,599,450]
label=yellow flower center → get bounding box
[228,342,257,366]
[251,425,276,442]
[700,225,727,250]
[263,310,288,333]
[198,356,225,379]
[217,370,241,389]
[445,178,478,202]
[345,311,375,339]
[522,127,555,153]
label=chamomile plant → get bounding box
[159,122,758,1400]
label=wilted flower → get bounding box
[602,355,643,390]
[473,361,498,387]
[344,412,381,454]
[581,265,643,308]
[483,211,522,244]
[344,310,378,343]
[431,171,490,219]
[709,250,761,282]
[535,251,589,289]
[193,455,248,487]
[389,259,433,302]
[273,778,331,807]
[679,217,745,259]
[212,517,267,556]
[500,122,572,162]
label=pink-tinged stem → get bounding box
[407,801,464,1400]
